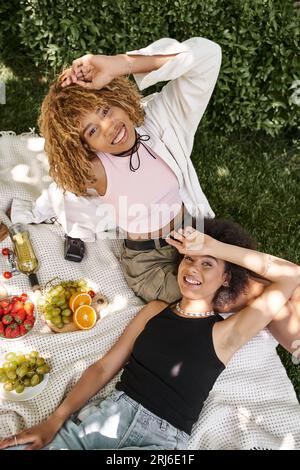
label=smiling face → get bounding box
[80,105,136,154]
[177,254,228,303]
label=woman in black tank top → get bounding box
[2,218,299,450]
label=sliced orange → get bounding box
[73,305,97,330]
[69,292,91,312]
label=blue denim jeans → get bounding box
[9,390,189,450]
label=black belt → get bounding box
[124,237,169,251]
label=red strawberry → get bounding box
[0,321,4,337]
[9,325,20,338]
[12,296,20,302]
[0,299,9,308]
[24,302,34,315]
[23,318,34,331]
[7,303,13,312]
[11,301,24,313]
[5,323,18,338]
[0,307,3,317]
[2,307,9,315]
[2,314,13,325]
[13,309,26,325]
[5,327,12,338]
[20,293,28,302]
[19,324,28,336]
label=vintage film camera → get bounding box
[64,235,85,262]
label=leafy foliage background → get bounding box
[0,0,299,136]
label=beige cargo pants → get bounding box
[119,242,182,304]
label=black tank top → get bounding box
[116,305,225,434]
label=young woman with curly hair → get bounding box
[1,218,300,450]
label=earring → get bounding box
[223,281,229,287]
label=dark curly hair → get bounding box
[204,218,256,310]
[174,218,257,310]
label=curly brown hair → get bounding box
[38,68,145,196]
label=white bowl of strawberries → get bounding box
[0,294,36,340]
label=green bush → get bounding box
[0,0,299,136]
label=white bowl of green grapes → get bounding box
[0,351,51,401]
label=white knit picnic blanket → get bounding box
[0,132,299,450]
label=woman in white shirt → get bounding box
[12,37,221,305]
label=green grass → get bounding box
[1,60,300,399]
[0,63,50,134]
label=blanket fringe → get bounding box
[0,130,16,136]
[0,128,40,137]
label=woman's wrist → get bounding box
[50,408,69,428]
[110,54,134,78]
[114,53,177,77]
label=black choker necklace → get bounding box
[112,131,156,172]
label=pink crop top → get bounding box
[96,141,182,234]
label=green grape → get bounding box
[29,351,39,358]
[45,313,53,320]
[56,299,66,307]
[23,377,31,387]
[51,316,62,326]
[29,358,37,367]
[36,357,45,367]
[16,365,29,378]
[6,370,17,380]
[36,366,47,375]
[4,381,14,392]
[31,374,40,386]
[53,307,61,315]
[38,374,44,383]
[26,370,35,378]
[15,384,25,394]
[3,362,11,370]
[15,355,26,365]
[61,309,72,317]
[62,317,72,324]
[0,375,7,383]
[56,323,64,329]
[5,352,16,362]
[48,307,57,315]
[8,361,18,371]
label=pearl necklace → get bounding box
[175,302,215,318]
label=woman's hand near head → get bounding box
[61,54,131,89]
[61,54,113,89]
[166,227,216,256]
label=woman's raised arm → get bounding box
[61,52,177,90]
